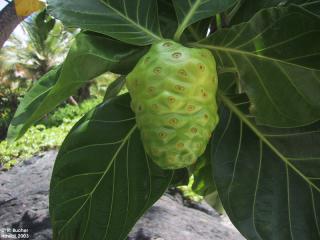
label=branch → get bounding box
[0,2,25,49]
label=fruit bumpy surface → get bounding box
[126,40,219,169]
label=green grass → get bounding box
[0,97,101,170]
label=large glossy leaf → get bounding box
[301,1,320,15]
[182,17,212,42]
[47,0,162,46]
[7,66,61,141]
[230,0,310,24]
[33,10,56,45]
[193,5,320,127]
[158,0,178,38]
[50,94,174,240]
[8,32,144,141]
[169,168,190,187]
[172,0,236,41]
[212,93,320,240]
[103,75,126,101]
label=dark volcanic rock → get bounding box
[0,151,244,240]
[0,151,55,240]
[129,193,244,240]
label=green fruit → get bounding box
[126,40,219,169]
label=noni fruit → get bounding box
[126,40,219,169]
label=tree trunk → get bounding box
[77,83,91,102]
[0,2,25,49]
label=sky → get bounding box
[0,0,7,10]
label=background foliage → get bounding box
[0,97,101,170]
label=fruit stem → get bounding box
[215,14,222,30]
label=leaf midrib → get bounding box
[174,0,202,41]
[219,92,320,193]
[99,0,161,41]
[191,43,318,71]
[57,124,137,237]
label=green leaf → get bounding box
[301,1,320,16]
[173,0,236,41]
[217,71,238,94]
[170,168,190,187]
[204,191,224,214]
[50,94,174,240]
[191,144,225,214]
[34,10,56,45]
[191,145,216,196]
[158,0,178,38]
[212,93,320,240]
[103,75,126,101]
[182,17,212,42]
[7,65,61,141]
[47,0,162,46]
[230,0,310,24]
[193,5,320,127]
[8,32,143,141]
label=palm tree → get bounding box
[0,10,75,140]
[0,10,74,83]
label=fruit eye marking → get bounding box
[153,67,162,74]
[190,127,198,134]
[144,56,151,63]
[175,85,185,91]
[137,105,143,112]
[187,105,195,112]
[176,142,184,149]
[163,42,173,47]
[168,96,176,103]
[172,52,182,58]
[169,118,178,125]
[151,148,159,155]
[204,114,209,119]
[148,86,155,93]
[198,64,205,72]
[200,88,207,97]
[159,132,167,138]
[178,69,187,76]
[200,51,209,58]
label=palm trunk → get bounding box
[0,2,25,49]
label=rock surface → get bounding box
[0,150,245,240]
